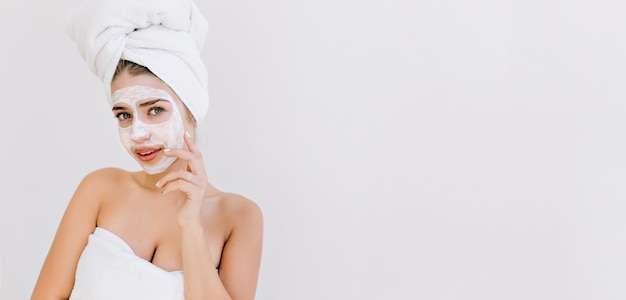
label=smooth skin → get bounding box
[31,72,263,300]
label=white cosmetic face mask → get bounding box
[112,86,185,174]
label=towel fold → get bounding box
[67,0,209,123]
[70,227,185,300]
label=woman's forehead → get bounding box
[112,85,173,104]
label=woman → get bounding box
[31,0,263,299]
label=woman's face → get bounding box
[110,72,193,174]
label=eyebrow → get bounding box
[111,99,167,112]
[139,99,168,107]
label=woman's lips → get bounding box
[134,147,163,162]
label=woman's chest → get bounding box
[97,191,227,271]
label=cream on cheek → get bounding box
[112,86,185,174]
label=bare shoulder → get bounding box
[83,167,132,183]
[208,192,263,229]
[30,168,133,297]
[78,167,133,194]
[219,192,262,218]
[69,168,137,210]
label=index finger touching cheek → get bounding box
[184,131,200,154]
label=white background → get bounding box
[2,0,626,299]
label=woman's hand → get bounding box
[156,132,209,228]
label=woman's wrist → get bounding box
[177,201,204,230]
[179,218,204,232]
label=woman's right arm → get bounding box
[31,170,108,300]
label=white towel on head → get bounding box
[67,0,210,123]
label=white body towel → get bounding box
[70,227,185,300]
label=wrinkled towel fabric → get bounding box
[67,0,209,123]
[70,227,185,300]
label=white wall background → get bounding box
[2,0,626,299]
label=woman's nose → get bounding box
[130,121,151,143]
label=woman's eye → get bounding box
[149,107,164,115]
[116,112,132,120]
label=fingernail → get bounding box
[185,131,191,138]
[164,148,171,152]
[156,180,160,187]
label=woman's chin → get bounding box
[139,156,177,175]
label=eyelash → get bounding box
[149,106,164,115]
[115,106,165,121]
[116,112,132,121]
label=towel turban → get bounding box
[67,0,209,123]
